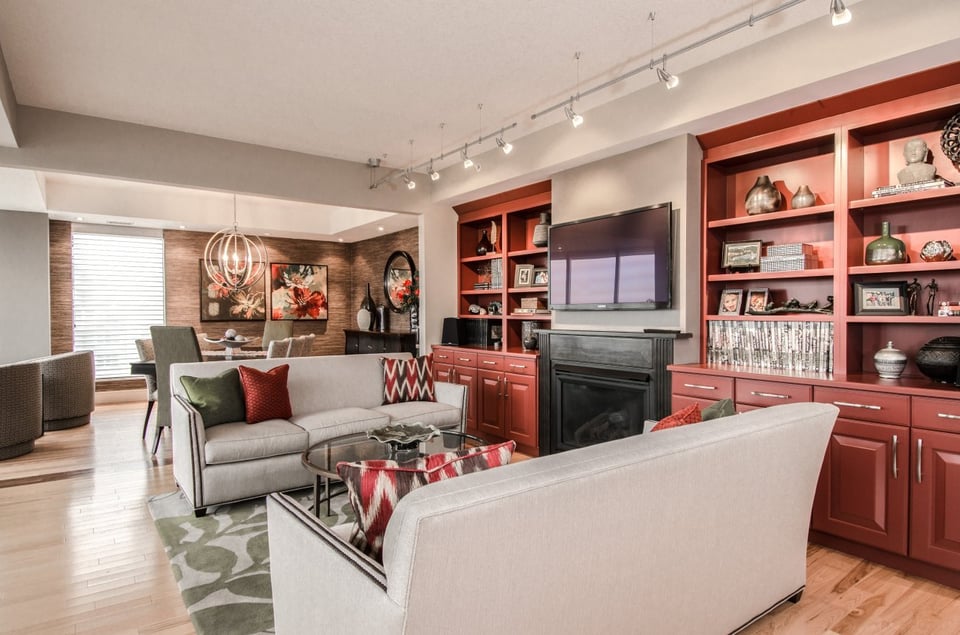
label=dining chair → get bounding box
[267,337,292,358]
[262,320,294,351]
[286,335,307,357]
[134,338,157,440]
[149,325,202,455]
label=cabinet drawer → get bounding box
[736,379,811,407]
[912,396,960,433]
[502,356,536,377]
[814,386,908,426]
[671,372,734,400]
[476,352,503,370]
[449,350,478,368]
[432,347,457,364]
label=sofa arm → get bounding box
[267,493,405,634]
[172,394,208,510]
[434,381,467,432]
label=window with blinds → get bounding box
[72,230,165,379]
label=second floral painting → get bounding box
[270,263,329,320]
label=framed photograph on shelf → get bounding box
[745,288,769,313]
[853,281,909,316]
[718,289,744,315]
[515,264,534,288]
[721,240,763,269]
[532,267,549,286]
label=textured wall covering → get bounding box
[347,227,419,333]
[48,220,74,355]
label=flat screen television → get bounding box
[548,202,673,310]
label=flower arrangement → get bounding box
[396,272,419,312]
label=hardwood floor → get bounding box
[2,402,959,634]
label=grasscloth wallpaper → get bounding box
[49,222,418,385]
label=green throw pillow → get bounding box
[179,369,246,427]
[701,398,735,421]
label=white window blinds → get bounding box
[72,230,165,379]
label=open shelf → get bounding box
[708,268,834,283]
[707,204,834,229]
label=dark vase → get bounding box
[360,283,378,332]
[865,220,907,265]
[744,175,782,215]
[531,212,550,247]
[476,229,493,256]
[521,320,539,351]
[376,304,389,333]
[791,185,816,209]
[915,336,960,384]
[409,303,419,333]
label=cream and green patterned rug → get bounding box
[148,489,353,635]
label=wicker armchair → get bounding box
[0,360,43,459]
[38,351,96,431]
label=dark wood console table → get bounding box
[343,329,417,356]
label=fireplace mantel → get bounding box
[537,330,691,454]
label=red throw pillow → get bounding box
[381,354,436,404]
[651,403,702,432]
[237,364,293,424]
[337,440,516,560]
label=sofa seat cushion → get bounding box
[373,401,461,429]
[204,419,308,465]
[291,408,391,445]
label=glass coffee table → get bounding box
[301,428,484,517]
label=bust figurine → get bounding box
[897,138,938,185]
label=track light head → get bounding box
[402,173,416,190]
[656,65,679,89]
[496,135,513,155]
[830,0,851,26]
[564,105,584,128]
[461,146,473,168]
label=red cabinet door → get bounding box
[504,372,537,449]
[910,429,960,570]
[812,417,908,554]
[434,362,453,384]
[477,369,504,438]
[455,367,479,435]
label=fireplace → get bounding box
[538,330,688,454]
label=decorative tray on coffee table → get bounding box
[366,423,440,451]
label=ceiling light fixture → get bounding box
[531,0,807,122]
[564,101,584,128]
[404,140,417,189]
[496,130,514,155]
[461,145,474,169]
[830,0,852,26]
[655,62,679,89]
[402,173,416,190]
[203,194,267,292]
[428,159,440,181]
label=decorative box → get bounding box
[766,243,814,257]
[520,297,544,309]
[760,255,819,272]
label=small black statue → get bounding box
[906,278,921,316]
[926,278,939,316]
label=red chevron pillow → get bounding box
[381,354,436,404]
[237,364,293,424]
[337,440,516,560]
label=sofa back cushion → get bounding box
[337,440,516,560]
[179,368,246,427]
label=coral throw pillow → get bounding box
[381,354,436,404]
[651,403,702,432]
[337,440,516,560]
[237,364,293,424]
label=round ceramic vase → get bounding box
[865,220,907,265]
[745,175,782,215]
[873,341,907,379]
[791,185,816,209]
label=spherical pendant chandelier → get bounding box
[203,194,267,292]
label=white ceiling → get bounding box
[0,0,866,239]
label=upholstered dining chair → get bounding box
[266,337,292,358]
[149,325,202,455]
[262,320,294,351]
[134,338,157,440]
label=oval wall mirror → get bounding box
[383,250,416,312]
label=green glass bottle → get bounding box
[865,220,907,265]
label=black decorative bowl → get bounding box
[915,336,960,384]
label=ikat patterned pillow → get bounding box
[237,364,293,424]
[651,403,702,432]
[337,440,516,560]
[381,354,436,404]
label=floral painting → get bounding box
[199,260,266,321]
[270,263,328,320]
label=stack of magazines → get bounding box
[871,178,954,198]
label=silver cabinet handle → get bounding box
[937,412,960,420]
[917,438,923,484]
[683,383,716,390]
[751,391,790,400]
[503,377,509,398]
[509,363,527,369]
[482,360,497,365]
[458,357,472,362]
[892,434,899,480]
[832,400,882,411]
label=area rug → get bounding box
[147,489,354,635]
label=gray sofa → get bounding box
[267,402,838,634]
[170,353,466,515]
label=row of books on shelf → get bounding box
[707,320,834,374]
[511,308,551,315]
[871,178,954,198]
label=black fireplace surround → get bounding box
[538,330,689,454]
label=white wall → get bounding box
[0,210,50,363]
